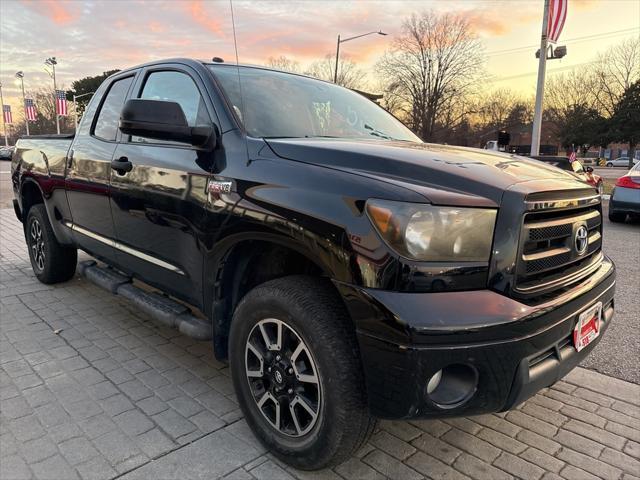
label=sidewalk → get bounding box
[1,208,639,480]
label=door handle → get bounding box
[111,156,133,175]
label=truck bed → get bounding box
[13,136,74,180]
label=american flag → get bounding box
[547,0,568,44]
[569,146,576,162]
[2,105,12,124]
[25,98,38,122]
[55,90,68,116]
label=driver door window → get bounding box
[131,70,210,144]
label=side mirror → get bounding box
[586,166,594,173]
[119,99,216,149]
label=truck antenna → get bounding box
[228,0,250,165]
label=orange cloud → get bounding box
[188,0,225,38]
[464,6,539,36]
[148,21,165,33]
[22,0,78,24]
[465,12,511,36]
[573,0,600,12]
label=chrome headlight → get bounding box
[366,199,497,262]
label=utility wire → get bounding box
[487,61,596,83]
[485,28,638,57]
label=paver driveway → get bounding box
[1,208,639,480]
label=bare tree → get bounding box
[476,89,520,130]
[471,89,533,147]
[545,70,598,121]
[265,56,301,73]
[305,54,366,89]
[591,37,640,116]
[376,11,484,141]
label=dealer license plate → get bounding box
[573,302,602,352]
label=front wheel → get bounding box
[25,204,77,284]
[229,276,375,470]
[606,162,614,168]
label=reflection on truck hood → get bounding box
[265,138,580,206]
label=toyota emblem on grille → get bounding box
[575,225,588,255]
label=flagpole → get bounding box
[531,0,550,157]
[16,72,30,136]
[53,62,60,134]
[0,83,8,146]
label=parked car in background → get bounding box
[609,162,640,222]
[605,156,639,168]
[0,145,14,160]
[532,156,603,194]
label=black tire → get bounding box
[606,162,613,168]
[229,275,375,470]
[25,204,77,284]
[608,210,626,223]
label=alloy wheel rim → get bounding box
[245,318,321,437]
[30,219,45,271]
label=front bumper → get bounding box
[336,256,615,419]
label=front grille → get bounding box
[515,190,603,296]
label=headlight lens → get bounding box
[366,199,497,262]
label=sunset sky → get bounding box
[1,0,639,113]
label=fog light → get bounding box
[426,370,442,394]
[426,364,478,409]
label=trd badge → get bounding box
[207,179,232,195]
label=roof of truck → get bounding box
[109,58,383,99]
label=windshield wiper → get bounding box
[363,124,399,141]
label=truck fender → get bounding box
[201,230,350,359]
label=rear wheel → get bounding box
[606,162,614,168]
[229,276,375,470]
[25,204,77,284]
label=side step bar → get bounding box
[78,261,212,341]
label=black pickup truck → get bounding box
[12,58,615,469]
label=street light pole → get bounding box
[334,34,341,84]
[46,57,60,135]
[531,0,550,157]
[333,30,387,84]
[0,83,8,146]
[73,91,95,130]
[15,72,29,136]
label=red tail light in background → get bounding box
[615,176,640,189]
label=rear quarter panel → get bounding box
[12,137,73,242]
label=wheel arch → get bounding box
[19,177,74,245]
[19,178,46,224]
[204,232,348,360]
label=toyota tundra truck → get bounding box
[11,58,615,470]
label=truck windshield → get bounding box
[209,65,421,143]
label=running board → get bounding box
[78,261,212,341]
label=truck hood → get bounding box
[264,138,583,207]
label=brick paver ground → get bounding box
[1,208,639,480]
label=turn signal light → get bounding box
[615,176,640,189]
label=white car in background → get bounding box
[605,156,639,168]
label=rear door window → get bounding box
[93,76,134,141]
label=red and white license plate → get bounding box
[573,302,602,352]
